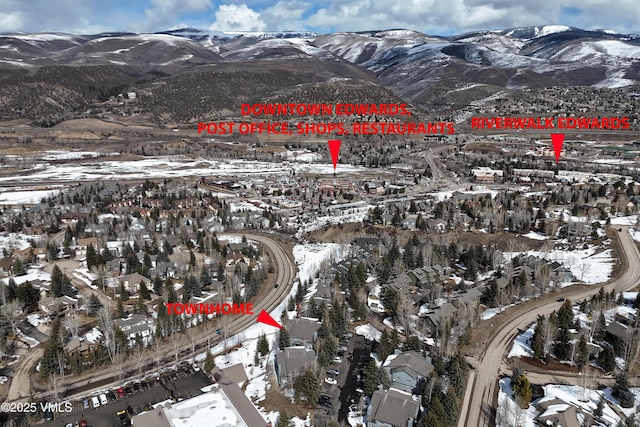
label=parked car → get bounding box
[324,377,337,385]
[117,409,131,426]
[99,393,108,406]
[108,391,117,401]
[91,396,100,408]
[117,387,126,398]
[82,399,90,409]
[133,383,141,393]
[326,369,340,376]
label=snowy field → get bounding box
[0,189,61,205]
[0,156,369,183]
[0,232,35,251]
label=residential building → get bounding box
[286,317,321,348]
[367,387,420,427]
[114,314,154,346]
[382,351,434,392]
[274,346,316,387]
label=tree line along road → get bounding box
[6,232,296,403]
[459,225,640,427]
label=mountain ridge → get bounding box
[0,25,638,124]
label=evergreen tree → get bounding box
[443,387,459,425]
[613,372,635,408]
[204,350,215,373]
[447,352,469,397]
[6,277,17,302]
[594,311,607,341]
[153,276,163,296]
[480,278,499,307]
[598,345,616,372]
[16,280,40,309]
[275,411,291,427]
[293,369,320,406]
[87,294,103,317]
[329,300,346,335]
[375,329,394,361]
[381,287,400,319]
[511,373,532,408]
[278,328,290,350]
[86,244,97,270]
[116,297,125,318]
[575,335,588,369]
[531,316,545,359]
[554,326,572,360]
[40,318,63,379]
[13,257,25,276]
[402,336,423,353]
[594,396,605,417]
[363,359,381,396]
[556,299,574,330]
[257,333,269,356]
[295,282,304,304]
[287,297,295,312]
[51,264,64,297]
[139,281,151,300]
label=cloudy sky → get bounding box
[0,0,638,35]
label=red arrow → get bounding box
[551,133,565,163]
[256,310,282,329]
[328,139,341,171]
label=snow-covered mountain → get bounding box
[0,25,638,121]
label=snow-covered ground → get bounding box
[504,245,614,285]
[523,231,548,240]
[1,267,51,286]
[0,232,37,251]
[355,323,382,342]
[611,215,638,226]
[293,242,347,286]
[190,241,341,426]
[497,379,623,427]
[294,209,372,237]
[480,304,515,320]
[0,156,368,183]
[507,323,535,358]
[0,189,61,205]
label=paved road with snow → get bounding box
[6,232,296,403]
[460,226,640,427]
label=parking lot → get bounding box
[38,364,212,427]
[314,333,372,427]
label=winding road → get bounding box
[459,226,640,427]
[5,232,296,402]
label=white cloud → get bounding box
[0,11,23,32]
[261,1,311,31]
[304,0,640,35]
[143,0,213,31]
[209,4,267,32]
